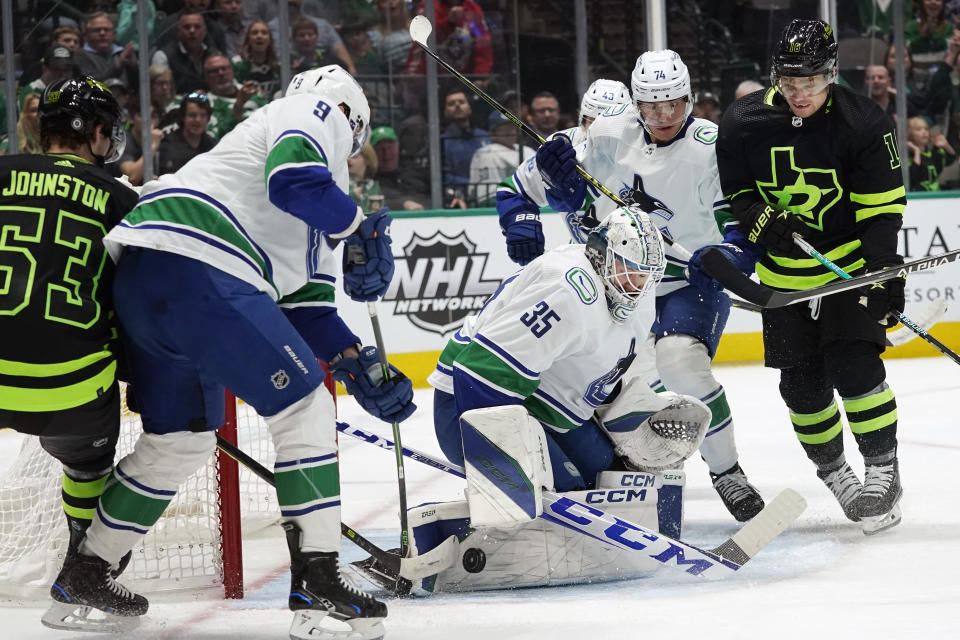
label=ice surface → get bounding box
[1,357,957,639]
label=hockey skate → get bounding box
[816,458,863,522]
[852,453,903,536]
[41,548,148,633]
[284,522,387,640]
[66,515,131,579]
[710,463,765,522]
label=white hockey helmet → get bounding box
[585,205,665,322]
[286,64,371,157]
[579,78,630,128]
[630,50,694,134]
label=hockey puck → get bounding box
[462,548,486,573]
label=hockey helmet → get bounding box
[579,79,630,128]
[585,205,665,322]
[630,50,694,135]
[770,19,838,94]
[40,76,125,164]
[286,64,371,158]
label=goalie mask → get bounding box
[585,206,665,322]
[286,64,371,158]
[579,79,630,129]
[630,50,694,138]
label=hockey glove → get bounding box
[741,200,807,256]
[686,228,761,292]
[536,135,586,211]
[497,194,545,265]
[342,208,394,302]
[331,346,416,423]
[860,256,906,325]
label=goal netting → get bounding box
[0,386,280,600]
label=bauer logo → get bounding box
[384,231,501,335]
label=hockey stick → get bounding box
[366,301,412,582]
[336,421,807,578]
[790,234,960,365]
[701,246,960,308]
[408,15,691,258]
[214,434,455,583]
[729,296,948,348]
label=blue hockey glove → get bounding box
[686,230,760,293]
[536,136,578,191]
[330,346,416,423]
[342,208,394,302]
[497,193,544,265]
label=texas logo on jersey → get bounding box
[756,146,842,231]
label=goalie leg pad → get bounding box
[85,431,216,564]
[265,388,341,552]
[656,334,738,472]
[461,406,553,527]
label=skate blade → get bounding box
[861,504,902,536]
[290,610,385,640]
[41,600,142,633]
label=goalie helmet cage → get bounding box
[0,371,337,601]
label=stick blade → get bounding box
[399,534,459,579]
[715,488,806,565]
[410,15,433,45]
[700,247,776,307]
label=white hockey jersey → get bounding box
[428,243,640,432]
[504,108,730,294]
[104,92,360,303]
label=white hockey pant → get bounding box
[656,334,738,473]
[264,387,341,553]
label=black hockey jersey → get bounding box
[0,153,138,412]
[717,85,905,291]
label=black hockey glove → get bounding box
[741,201,807,256]
[860,257,906,325]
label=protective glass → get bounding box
[637,98,688,127]
[773,72,833,99]
[104,117,125,163]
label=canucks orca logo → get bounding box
[583,338,636,407]
[619,174,675,238]
[757,146,842,231]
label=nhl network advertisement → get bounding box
[338,200,960,374]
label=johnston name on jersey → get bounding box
[428,244,638,432]
[104,92,361,302]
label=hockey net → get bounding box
[0,385,281,600]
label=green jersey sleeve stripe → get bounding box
[455,342,540,398]
[849,186,906,205]
[278,281,336,305]
[765,239,861,267]
[264,135,327,182]
[0,360,115,411]
[0,349,111,377]
[525,396,582,431]
[726,187,755,201]
[854,204,906,221]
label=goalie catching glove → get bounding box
[595,379,711,472]
[331,345,416,423]
[342,207,394,302]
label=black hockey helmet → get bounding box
[40,76,125,163]
[771,19,838,78]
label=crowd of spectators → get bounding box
[6,1,960,200]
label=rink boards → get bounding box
[338,193,960,387]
